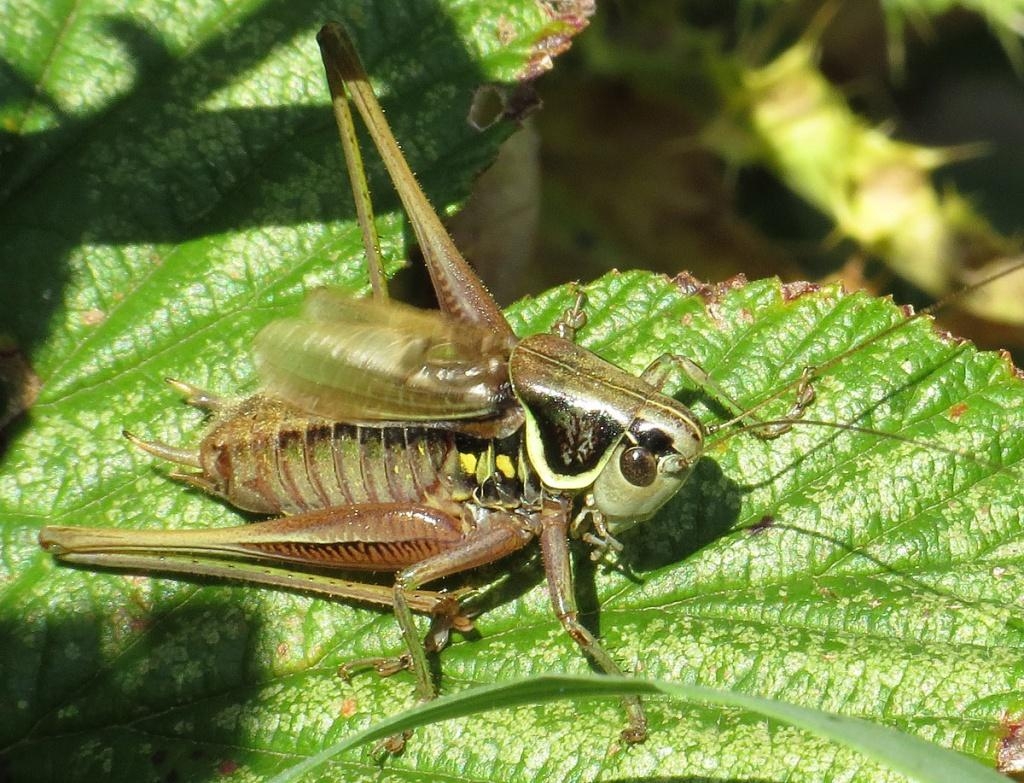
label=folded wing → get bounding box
[254,289,516,422]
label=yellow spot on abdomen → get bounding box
[459,452,478,475]
[495,454,515,479]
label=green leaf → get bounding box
[269,675,1011,783]
[3,5,1024,783]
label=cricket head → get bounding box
[589,394,704,534]
[510,333,704,534]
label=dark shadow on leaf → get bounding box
[0,0,514,359]
[0,598,271,782]
[623,456,743,573]
[458,546,546,619]
[1,2,538,780]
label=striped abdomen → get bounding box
[196,395,537,517]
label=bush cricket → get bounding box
[34,22,1023,757]
[37,22,758,747]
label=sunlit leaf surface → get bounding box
[2,2,1023,782]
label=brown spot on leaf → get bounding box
[81,308,106,325]
[495,15,516,45]
[518,1,595,80]
[673,271,705,297]
[780,280,820,301]
[671,272,749,307]
[1001,349,1024,381]
[947,401,969,420]
[999,716,1024,779]
[217,759,239,776]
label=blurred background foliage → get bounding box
[451,0,1024,355]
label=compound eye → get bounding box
[620,446,657,487]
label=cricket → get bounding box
[35,21,1022,755]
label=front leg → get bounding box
[538,497,648,744]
